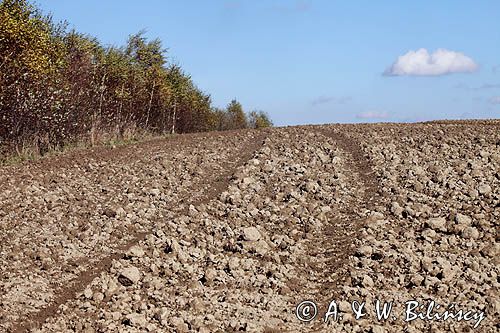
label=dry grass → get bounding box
[0,126,170,166]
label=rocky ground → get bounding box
[0,121,498,332]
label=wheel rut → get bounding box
[8,130,268,333]
[300,129,384,331]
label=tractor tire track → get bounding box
[293,128,385,331]
[4,130,267,333]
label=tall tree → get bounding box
[248,110,273,129]
[125,31,166,129]
[0,1,273,158]
[226,99,247,130]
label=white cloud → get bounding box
[454,82,500,90]
[489,96,500,105]
[384,48,478,76]
[311,95,351,106]
[356,111,389,119]
[271,1,311,12]
[475,83,500,90]
[223,1,241,10]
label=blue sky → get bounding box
[36,0,500,126]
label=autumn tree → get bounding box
[0,0,66,151]
[125,31,166,129]
[248,110,273,129]
[226,99,247,130]
[0,0,273,157]
[210,107,229,131]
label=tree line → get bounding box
[0,0,272,156]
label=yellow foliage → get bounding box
[0,0,63,76]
